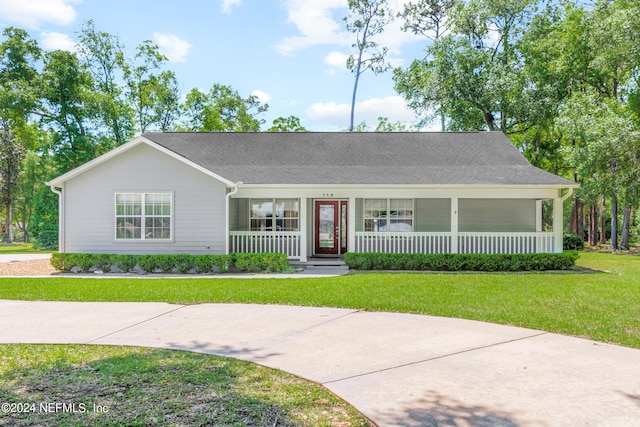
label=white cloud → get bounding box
[251,90,271,103]
[324,51,349,69]
[277,0,424,68]
[40,31,78,52]
[306,95,418,129]
[0,0,79,29]
[153,33,192,63]
[220,0,241,14]
[276,0,350,55]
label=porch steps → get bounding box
[290,258,349,276]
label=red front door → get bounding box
[314,200,347,256]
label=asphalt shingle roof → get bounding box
[142,131,573,186]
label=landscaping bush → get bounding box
[563,233,584,250]
[33,229,58,251]
[233,252,288,273]
[110,254,137,272]
[344,251,579,272]
[51,253,289,274]
[193,255,232,273]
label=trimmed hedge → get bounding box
[343,251,579,272]
[50,252,288,274]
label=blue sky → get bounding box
[0,0,431,131]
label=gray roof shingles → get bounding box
[142,131,573,186]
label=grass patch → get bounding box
[0,344,371,427]
[0,243,53,254]
[0,252,639,348]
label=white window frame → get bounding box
[249,198,300,232]
[363,198,414,232]
[115,192,173,241]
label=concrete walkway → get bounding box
[0,253,52,263]
[1,300,640,426]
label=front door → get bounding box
[314,200,347,256]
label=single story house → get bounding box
[47,132,576,261]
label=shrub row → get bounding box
[50,252,290,274]
[343,251,579,272]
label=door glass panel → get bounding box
[318,204,335,248]
[341,203,347,249]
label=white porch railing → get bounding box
[355,231,555,254]
[458,232,555,254]
[229,231,301,258]
[355,232,452,254]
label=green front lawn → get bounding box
[0,252,638,348]
[0,345,371,427]
[0,243,53,254]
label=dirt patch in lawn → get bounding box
[0,259,60,276]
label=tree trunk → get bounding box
[589,204,598,247]
[4,201,12,244]
[349,65,361,132]
[569,198,578,234]
[579,201,585,240]
[483,111,495,131]
[600,198,607,244]
[621,206,631,250]
[610,195,618,250]
[569,172,580,234]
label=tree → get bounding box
[374,116,414,131]
[179,84,268,132]
[124,41,180,133]
[267,116,308,132]
[0,28,44,243]
[345,0,394,131]
[76,21,133,147]
[38,50,98,173]
[400,0,455,40]
[154,71,181,132]
[394,0,537,132]
[543,0,640,248]
[397,0,456,130]
[0,27,41,125]
[0,121,26,243]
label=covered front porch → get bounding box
[228,188,570,262]
[229,231,557,260]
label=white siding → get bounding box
[63,143,227,254]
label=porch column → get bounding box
[536,200,543,253]
[553,195,563,253]
[536,200,543,232]
[451,197,459,253]
[348,197,356,253]
[299,197,307,262]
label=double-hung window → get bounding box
[364,198,413,232]
[116,193,172,240]
[250,198,299,232]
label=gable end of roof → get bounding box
[46,136,235,187]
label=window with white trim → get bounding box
[250,198,299,231]
[364,198,413,232]
[116,193,172,240]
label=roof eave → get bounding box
[236,183,579,189]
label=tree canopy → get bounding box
[0,1,639,249]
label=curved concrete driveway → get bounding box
[1,300,639,426]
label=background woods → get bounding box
[0,0,638,250]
